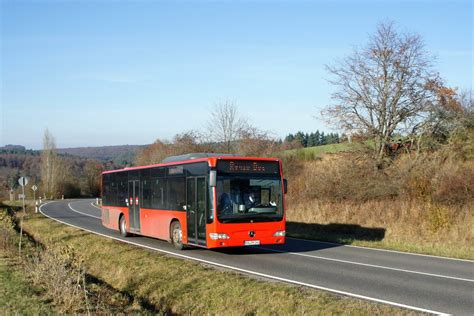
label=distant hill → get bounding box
[0,144,27,152]
[57,144,145,165]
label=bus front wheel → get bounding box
[171,221,185,250]
[119,215,130,237]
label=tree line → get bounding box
[284,131,340,148]
[2,130,104,200]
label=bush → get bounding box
[431,163,474,205]
[28,244,89,313]
[0,208,16,251]
[425,203,453,233]
[286,153,400,204]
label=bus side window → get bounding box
[151,178,165,209]
[167,177,185,210]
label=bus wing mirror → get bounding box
[209,170,217,187]
[283,178,288,194]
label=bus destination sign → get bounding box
[217,160,279,175]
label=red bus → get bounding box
[101,153,287,249]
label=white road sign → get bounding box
[18,177,28,187]
[32,185,38,191]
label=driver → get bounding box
[218,193,233,214]
[244,192,257,209]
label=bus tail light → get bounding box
[209,233,230,240]
[273,230,286,237]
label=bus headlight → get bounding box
[209,233,230,240]
[273,230,286,237]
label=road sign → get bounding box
[32,185,38,191]
[18,177,28,187]
[18,194,25,199]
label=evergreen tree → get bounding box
[314,130,321,146]
[307,132,315,147]
[295,131,306,147]
[285,133,295,143]
[320,132,327,145]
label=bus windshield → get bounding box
[216,175,283,223]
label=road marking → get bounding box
[71,201,474,275]
[257,246,474,283]
[90,202,102,210]
[67,201,101,219]
[66,201,473,281]
[287,237,474,263]
[39,201,450,316]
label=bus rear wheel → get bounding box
[119,215,130,237]
[171,221,185,250]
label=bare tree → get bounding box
[41,129,59,198]
[83,160,103,197]
[135,130,210,165]
[206,101,249,153]
[238,127,280,157]
[323,22,438,164]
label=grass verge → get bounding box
[19,209,419,315]
[0,205,157,314]
[0,256,53,315]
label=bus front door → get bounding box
[186,177,207,246]
[128,180,141,233]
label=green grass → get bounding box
[0,256,53,315]
[19,212,419,315]
[282,141,372,160]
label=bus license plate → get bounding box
[244,240,260,246]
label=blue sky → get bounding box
[1,0,472,149]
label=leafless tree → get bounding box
[323,22,438,164]
[41,129,59,198]
[206,101,249,153]
[135,130,211,165]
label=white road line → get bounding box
[257,246,474,283]
[67,201,101,219]
[287,237,474,263]
[39,201,449,316]
[81,199,472,262]
[66,200,473,282]
[90,202,102,210]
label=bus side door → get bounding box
[186,176,207,246]
[128,180,141,232]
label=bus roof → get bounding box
[102,154,281,175]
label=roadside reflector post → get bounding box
[35,201,39,213]
[18,177,28,258]
[96,197,99,205]
[62,195,64,200]
[31,184,37,209]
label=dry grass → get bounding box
[0,207,153,314]
[283,150,474,259]
[20,212,418,315]
[287,199,473,259]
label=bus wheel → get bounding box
[119,215,130,237]
[171,221,185,250]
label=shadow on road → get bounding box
[286,221,386,243]
[214,221,385,256]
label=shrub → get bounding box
[431,163,474,205]
[425,203,453,233]
[28,244,89,313]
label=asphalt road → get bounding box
[40,199,474,315]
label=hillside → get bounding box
[57,144,144,165]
